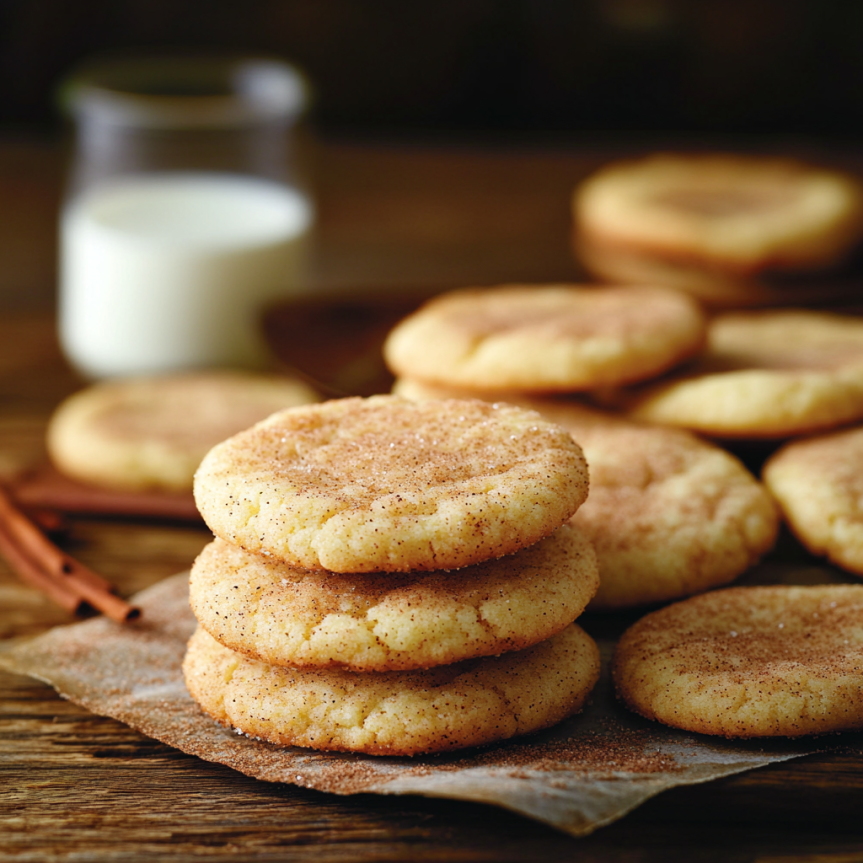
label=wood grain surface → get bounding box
[3,140,863,861]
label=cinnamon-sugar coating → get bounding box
[613,585,863,738]
[193,395,589,573]
[183,623,600,756]
[189,524,598,671]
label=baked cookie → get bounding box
[194,395,590,573]
[183,622,601,755]
[527,401,778,610]
[609,309,863,439]
[574,153,863,307]
[613,584,863,738]
[189,524,599,671]
[47,371,319,492]
[393,379,778,609]
[383,284,706,393]
[763,425,863,575]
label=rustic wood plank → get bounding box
[3,142,863,860]
[5,659,863,862]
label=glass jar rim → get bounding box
[59,53,310,129]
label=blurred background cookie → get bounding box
[46,370,320,493]
[383,283,706,393]
[525,400,779,611]
[573,153,863,308]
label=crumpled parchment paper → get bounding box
[0,572,819,837]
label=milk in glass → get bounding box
[58,54,312,378]
[60,173,312,378]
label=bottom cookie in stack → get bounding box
[183,524,601,756]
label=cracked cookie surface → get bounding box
[183,622,600,755]
[189,524,598,671]
[383,284,706,392]
[193,395,589,573]
[613,584,863,738]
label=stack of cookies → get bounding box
[183,395,601,756]
[572,152,863,309]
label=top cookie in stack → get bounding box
[184,394,601,755]
[193,394,590,572]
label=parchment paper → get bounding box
[0,572,819,837]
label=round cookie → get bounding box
[183,623,601,755]
[393,379,779,609]
[763,425,863,575]
[609,309,863,439]
[383,284,706,393]
[193,395,590,573]
[47,370,319,492]
[189,524,599,671]
[613,584,863,738]
[526,400,778,610]
[574,153,863,304]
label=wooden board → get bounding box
[5,136,863,859]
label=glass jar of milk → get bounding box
[58,54,314,378]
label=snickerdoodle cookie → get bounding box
[526,400,778,609]
[183,622,601,755]
[47,371,318,492]
[574,153,863,307]
[393,380,778,609]
[193,395,589,573]
[383,284,706,393]
[763,425,863,575]
[610,309,863,439]
[613,584,863,738]
[189,524,599,671]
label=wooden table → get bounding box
[3,136,863,862]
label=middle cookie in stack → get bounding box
[184,395,601,756]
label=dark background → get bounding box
[2,0,863,144]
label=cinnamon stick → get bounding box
[0,485,140,623]
[0,519,84,614]
[10,465,201,522]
